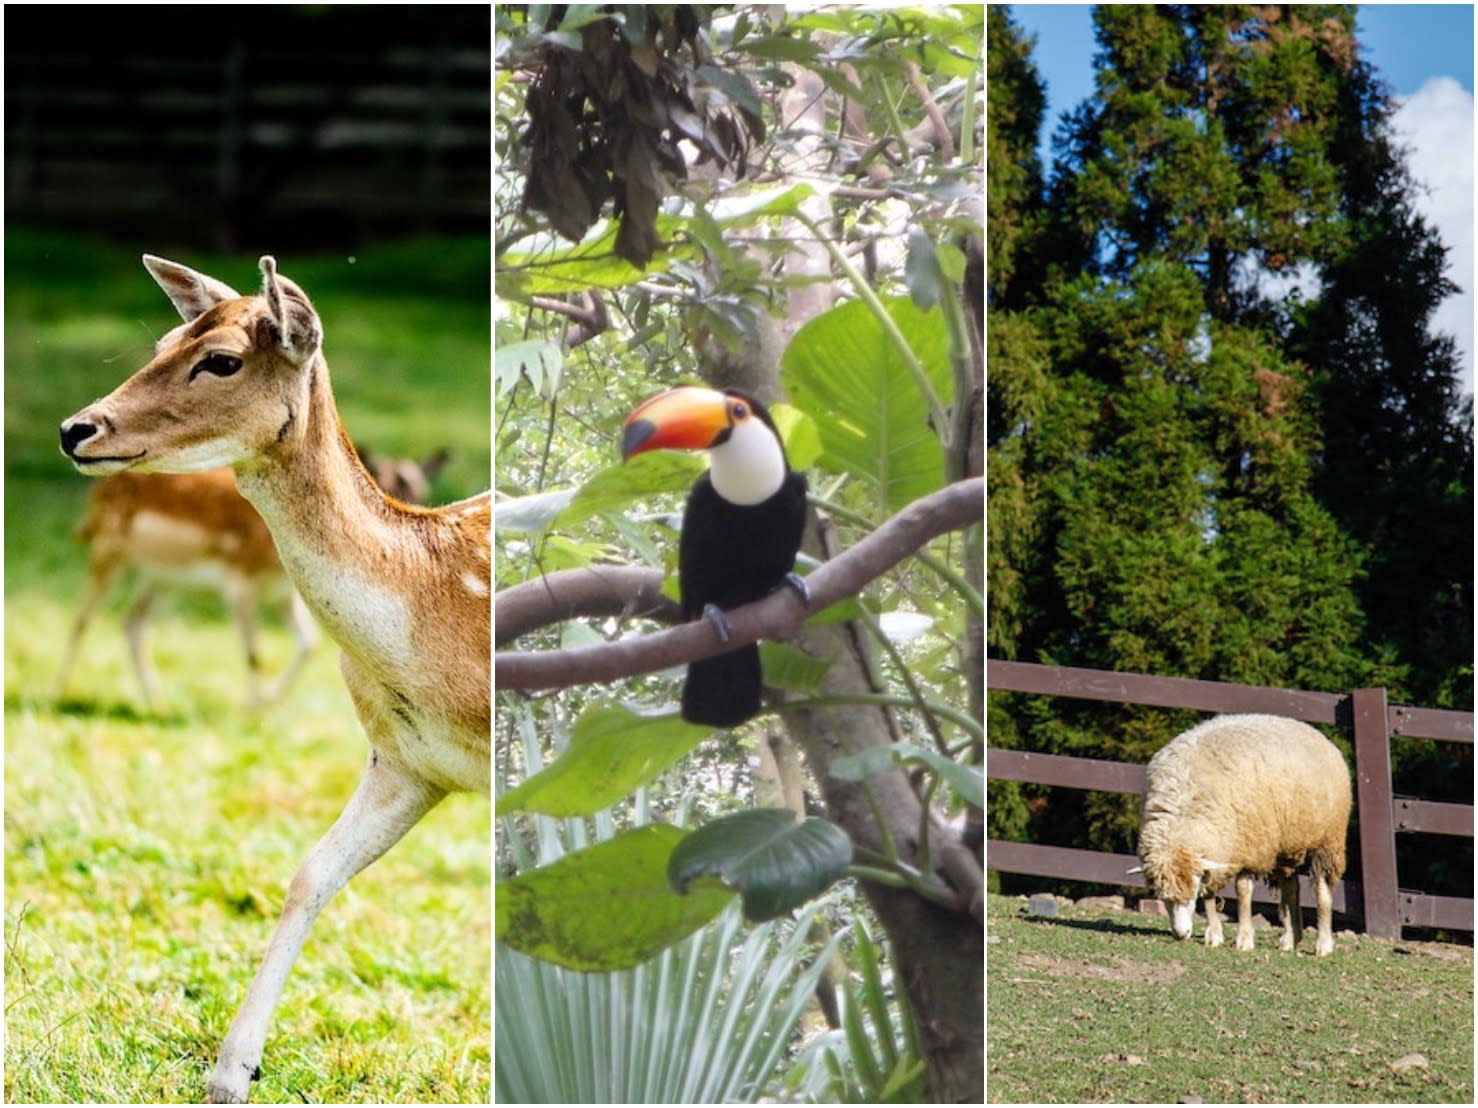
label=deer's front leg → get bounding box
[207,752,444,1104]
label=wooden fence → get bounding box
[4,6,490,250]
[986,660,1474,940]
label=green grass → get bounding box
[986,893,1474,1103]
[4,229,491,1103]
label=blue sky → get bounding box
[1002,3,1476,388]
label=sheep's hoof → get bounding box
[1315,938,1334,957]
[1234,932,1255,951]
[1204,929,1223,948]
[1278,934,1296,952]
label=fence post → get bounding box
[1351,686,1400,939]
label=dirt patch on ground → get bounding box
[1392,941,1472,962]
[1016,953,1188,985]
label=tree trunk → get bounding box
[788,636,984,1099]
[692,62,983,1102]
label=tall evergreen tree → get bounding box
[986,4,1051,850]
[987,4,1047,308]
[1288,51,1473,711]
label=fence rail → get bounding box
[986,661,1473,939]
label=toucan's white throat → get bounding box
[707,415,787,506]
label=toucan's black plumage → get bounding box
[622,387,808,727]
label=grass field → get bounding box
[987,893,1474,1103]
[4,231,492,1103]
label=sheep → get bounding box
[1135,714,1351,956]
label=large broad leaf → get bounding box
[781,296,952,516]
[496,702,711,817]
[829,742,984,809]
[496,900,843,1104]
[496,824,731,971]
[669,808,853,921]
[758,641,834,694]
[768,402,823,471]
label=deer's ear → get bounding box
[143,255,241,321]
[258,256,322,363]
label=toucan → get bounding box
[622,386,809,727]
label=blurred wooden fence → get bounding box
[986,660,1474,940]
[4,6,489,249]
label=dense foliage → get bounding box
[497,5,984,1099]
[987,6,1472,897]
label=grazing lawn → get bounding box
[4,231,491,1103]
[987,893,1474,1104]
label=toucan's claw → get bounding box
[701,603,733,643]
[782,572,811,609]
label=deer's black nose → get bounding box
[60,420,97,458]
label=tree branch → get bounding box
[495,477,984,690]
[495,564,679,647]
[904,61,956,162]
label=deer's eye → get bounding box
[189,353,243,381]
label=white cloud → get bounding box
[1390,76,1475,397]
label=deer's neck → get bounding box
[232,358,418,669]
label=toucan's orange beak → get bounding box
[621,387,731,460]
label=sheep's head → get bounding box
[1140,845,1213,941]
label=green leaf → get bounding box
[829,742,984,808]
[782,296,952,515]
[804,595,867,626]
[739,34,824,63]
[497,221,653,299]
[904,227,945,310]
[496,824,731,971]
[668,809,853,921]
[759,641,834,694]
[495,338,564,399]
[496,701,711,817]
[769,402,823,471]
[557,452,704,528]
[496,900,842,1103]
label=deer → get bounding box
[59,255,490,1104]
[55,448,450,711]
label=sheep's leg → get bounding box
[1276,872,1302,951]
[1233,873,1256,950]
[1313,866,1336,956]
[1202,894,1224,947]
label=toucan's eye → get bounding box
[730,401,749,421]
[189,353,243,381]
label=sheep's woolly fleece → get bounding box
[1138,713,1351,902]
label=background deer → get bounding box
[55,448,450,710]
[59,255,489,1104]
